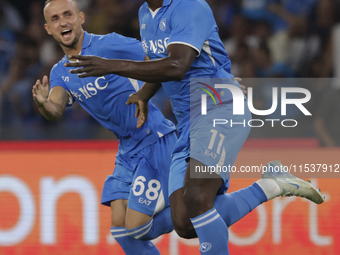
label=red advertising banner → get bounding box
[0,140,339,255]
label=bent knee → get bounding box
[183,191,209,212]
[174,225,196,239]
[172,218,197,239]
[125,210,152,231]
[125,220,152,240]
[125,221,144,231]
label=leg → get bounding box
[213,184,268,227]
[125,133,176,240]
[110,199,154,230]
[125,206,173,241]
[169,180,267,239]
[111,199,128,228]
[168,114,260,239]
[170,160,325,249]
[168,139,198,239]
[257,160,325,204]
[102,152,169,255]
[110,200,160,255]
[170,180,268,235]
[184,159,230,255]
[184,99,252,254]
[169,188,197,238]
[125,207,152,230]
[183,159,223,217]
[168,102,264,245]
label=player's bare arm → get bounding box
[32,75,69,121]
[64,43,197,82]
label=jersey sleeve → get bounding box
[138,3,148,37]
[168,0,215,54]
[98,33,146,61]
[49,63,74,106]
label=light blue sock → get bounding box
[110,227,160,255]
[214,183,267,227]
[191,208,229,255]
[126,206,173,240]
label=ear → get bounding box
[44,23,52,35]
[80,12,85,25]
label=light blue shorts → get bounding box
[101,131,177,216]
[169,100,251,196]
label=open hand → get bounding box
[64,55,110,78]
[126,92,148,129]
[32,75,49,107]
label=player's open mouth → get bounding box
[61,29,72,38]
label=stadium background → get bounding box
[1,0,340,254]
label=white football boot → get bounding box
[261,160,325,204]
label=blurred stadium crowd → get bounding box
[1,0,340,145]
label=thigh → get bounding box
[127,156,165,217]
[183,158,223,217]
[127,133,176,217]
[168,124,190,197]
[190,102,251,193]
[101,163,133,207]
[125,207,152,230]
[110,200,152,230]
[110,199,128,227]
[169,188,197,238]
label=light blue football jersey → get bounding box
[50,31,175,156]
[139,0,236,128]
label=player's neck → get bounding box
[146,0,163,11]
[61,30,85,57]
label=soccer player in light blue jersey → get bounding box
[32,0,178,254]
[65,0,325,254]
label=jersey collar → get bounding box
[65,31,92,62]
[82,31,93,50]
[148,0,171,18]
[162,0,172,6]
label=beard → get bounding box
[56,30,82,49]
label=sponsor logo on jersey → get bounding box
[69,90,83,102]
[70,76,109,101]
[145,37,169,54]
